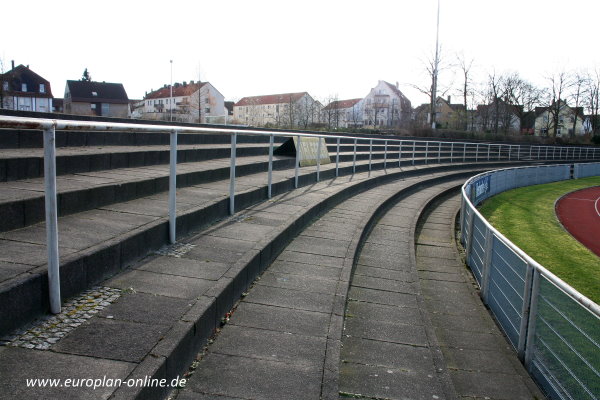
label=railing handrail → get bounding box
[461,164,600,317]
[1,115,598,152]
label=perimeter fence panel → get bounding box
[461,163,600,400]
[528,276,600,400]
[488,236,528,349]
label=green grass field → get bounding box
[478,176,600,304]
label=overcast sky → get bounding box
[3,0,599,106]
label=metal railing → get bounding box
[460,163,600,400]
[0,115,599,316]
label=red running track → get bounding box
[555,186,600,257]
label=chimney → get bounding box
[11,60,15,69]
[396,81,399,89]
[447,95,451,103]
[190,80,194,84]
[183,81,187,86]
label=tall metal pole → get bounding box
[170,60,173,123]
[431,0,441,130]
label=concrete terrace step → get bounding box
[0,160,505,338]
[0,142,281,182]
[0,165,485,400]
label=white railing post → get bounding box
[169,129,178,244]
[352,138,357,174]
[229,132,237,215]
[487,144,490,161]
[438,142,441,164]
[425,141,429,164]
[384,140,388,171]
[398,141,402,168]
[295,135,302,188]
[267,134,274,198]
[335,137,340,177]
[475,143,479,162]
[450,142,454,163]
[481,227,494,305]
[524,269,541,369]
[463,143,467,162]
[368,139,372,176]
[517,145,521,160]
[316,136,322,182]
[44,123,61,314]
[412,141,416,165]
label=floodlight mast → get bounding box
[431,0,440,130]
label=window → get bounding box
[205,108,210,113]
[40,84,45,93]
[2,82,7,91]
[92,91,98,97]
[21,83,27,92]
[205,98,209,104]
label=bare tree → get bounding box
[503,72,542,132]
[584,68,600,135]
[569,71,586,138]
[456,53,473,130]
[0,58,5,109]
[544,70,571,137]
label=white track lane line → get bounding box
[595,196,600,218]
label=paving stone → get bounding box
[449,369,534,400]
[435,327,507,351]
[416,245,458,260]
[429,310,497,334]
[139,255,228,281]
[345,301,423,326]
[268,259,342,280]
[441,347,518,374]
[97,292,192,325]
[354,264,414,282]
[341,336,436,373]
[277,250,345,268]
[0,346,135,400]
[339,361,444,400]
[418,269,466,283]
[185,353,322,400]
[286,235,350,258]
[52,318,168,363]
[344,317,429,347]
[106,269,213,299]
[351,274,416,294]
[244,284,334,313]
[207,221,275,242]
[210,325,326,366]
[348,287,418,308]
[229,302,329,338]
[0,262,31,283]
[257,271,338,294]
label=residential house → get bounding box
[233,92,320,128]
[414,97,467,130]
[533,100,585,137]
[64,80,129,118]
[142,81,225,124]
[362,81,411,128]
[322,98,363,129]
[0,63,53,112]
[476,99,522,134]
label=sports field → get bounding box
[478,176,600,304]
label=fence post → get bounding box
[316,136,322,182]
[463,143,467,162]
[268,134,274,198]
[450,142,454,163]
[481,227,494,305]
[487,144,490,161]
[438,142,441,163]
[517,145,521,160]
[524,269,541,369]
[335,137,340,177]
[398,141,402,168]
[475,143,479,161]
[169,130,178,244]
[384,140,388,170]
[295,135,302,188]
[518,262,535,361]
[412,141,416,165]
[353,138,357,174]
[368,139,373,176]
[44,123,61,314]
[229,132,237,215]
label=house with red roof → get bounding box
[142,81,225,124]
[0,63,53,112]
[322,98,363,129]
[233,92,320,128]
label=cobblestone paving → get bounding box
[0,286,121,350]
[155,242,197,258]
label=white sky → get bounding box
[3,0,599,106]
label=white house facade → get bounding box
[142,81,225,124]
[233,92,320,128]
[362,81,411,128]
[322,98,363,128]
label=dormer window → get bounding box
[40,84,45,93]
[21,83,27,92]
[92,91,98,97]
[2,82,7,91]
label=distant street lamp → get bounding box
[170,60,173,122]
